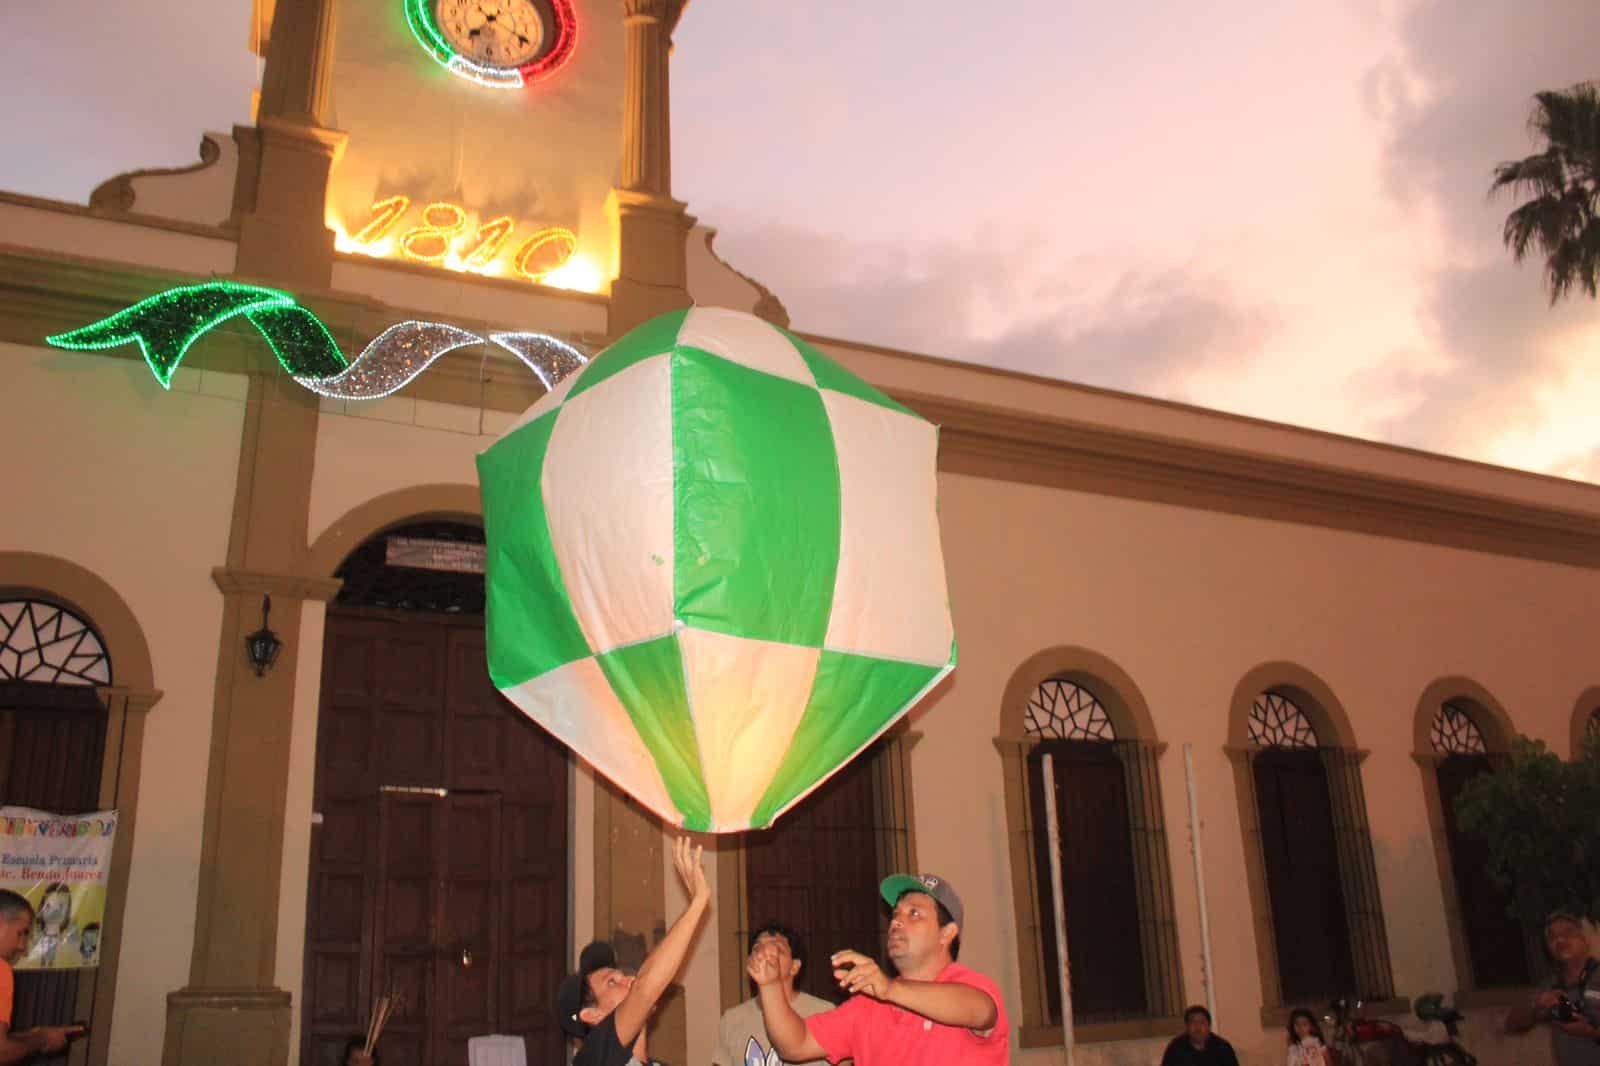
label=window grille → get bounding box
[0,599,111,686]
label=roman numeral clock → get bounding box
[405,0,578,89]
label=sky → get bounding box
[5,1,1598,481]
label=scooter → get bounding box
[1324,995,1476,1065]
[1408,995,1476,1066]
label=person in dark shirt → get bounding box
[554,837,710,1066]
[1160,1005,1240,1066]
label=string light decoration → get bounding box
[248,305,350,380]
[513,226,577,280]
[44,282,346,388]
[353,194,412,245]
[347,197,586,288]
[46,284,591,399]
[403,0,578,90]
[294,321,485,400]
[488,331,586,389]
[462,215,515,269]
[400,202,468,264]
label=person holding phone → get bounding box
[0,890,86,1063]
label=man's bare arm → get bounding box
[0,1023,71,1064]
[833,951,996,1031]
[882,979,996,1030]
[1507,990,1561,1034]
[750,952,829,1062]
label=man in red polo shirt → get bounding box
[750,873,1008,1066]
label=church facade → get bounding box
[2,2,1596,1065]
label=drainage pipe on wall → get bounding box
[1183,743,1218,1025]
[1041,752,1076,1065]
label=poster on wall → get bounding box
[0,807,117,970]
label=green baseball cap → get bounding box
[880,873,964,930]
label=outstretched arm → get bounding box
[1507,990,1561,1034]
[612,837,711,1048]
[749,947,830,1062]
[832,951,997,1031]
[0,1024,75,1064]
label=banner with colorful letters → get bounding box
[0,806,117,970]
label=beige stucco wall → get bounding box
[0,344,247,1066]
[894,470,1587,1065]
[639,454,1591,1066]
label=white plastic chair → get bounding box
[467,1034,528,1066]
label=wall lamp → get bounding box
[244,594,283,678]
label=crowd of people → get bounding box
[0,840,1592,1065]
[553,839,1600,1066]
[557,838,1007,1066]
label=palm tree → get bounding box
[1490,82,1600,304]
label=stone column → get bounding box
[233,0,347,289]
[161,371,341,1066]
[608,0,694,338]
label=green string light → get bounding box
[246,304,348,380]
[46,282,347,389]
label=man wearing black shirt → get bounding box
[1160,1005,1240,1066]
[555,837,710,1066]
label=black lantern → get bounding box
[244,594,283,678]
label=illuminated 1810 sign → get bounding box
[339,195,583,286]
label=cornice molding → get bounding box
[211,567,343,602]
[0,191,238,242]
[901,390,1600,570]
[96,686,164,715]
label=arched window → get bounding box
[0,599,112,686]
[1249,691,1357,1004]
[1000,653,1184,1046]
[1230,670,1395,1015]
[1416,688,1532,991]
[1027,681,1146,1025]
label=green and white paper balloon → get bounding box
[476,308,955,831]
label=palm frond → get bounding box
[1492,81,1600,304]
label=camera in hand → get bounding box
[1549,995,1582,1024]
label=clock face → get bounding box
[405,0,578,90]
[435,0,545,68]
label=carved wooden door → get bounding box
[303,611,567,1066]
[0,682,106,1066]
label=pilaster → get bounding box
[232,0,346,289]
[161,368,338,1066]
[610,0,692,338]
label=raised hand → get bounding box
[671,835,709,904]
[831,950,894,1000]
[747,941,784,987]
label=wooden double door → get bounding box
[303,611,569,1066]
[0,682,107,1066]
